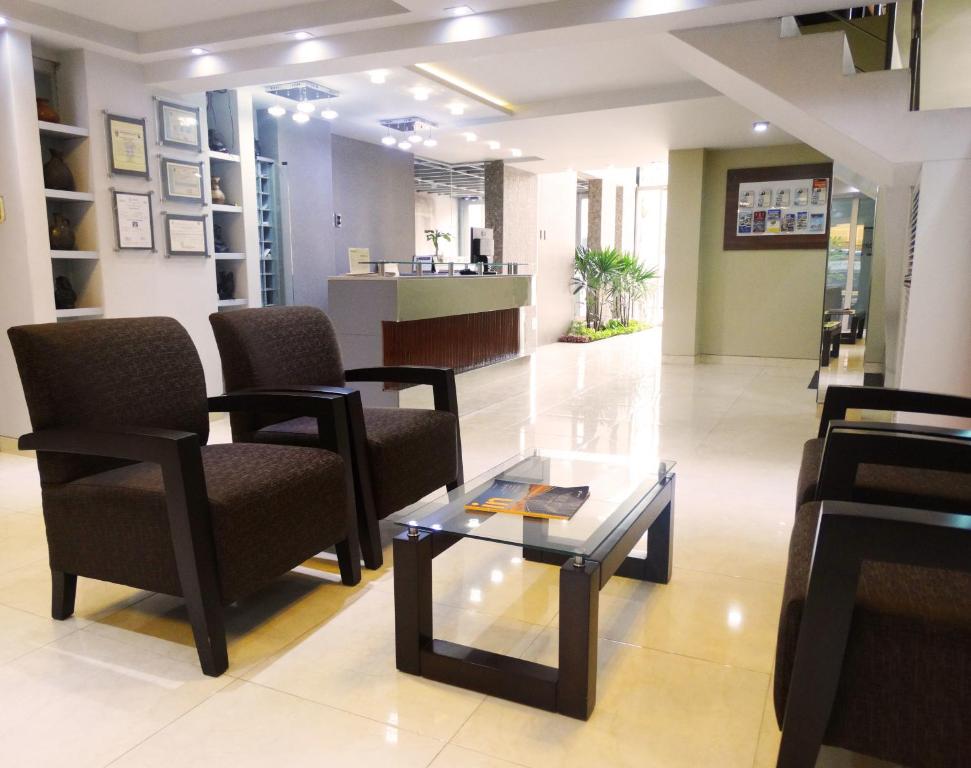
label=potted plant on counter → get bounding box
[424,229,452,261]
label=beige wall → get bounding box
[921,0,971,110]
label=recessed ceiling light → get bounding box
[398,141,413,151]
[0,16,7,26]
[291,31,314,40]
[486,140,500,150]
[321,109,338,120]
[412,87,432,101]
[462,131,477,142]
[510,148,522,157]
[448,103,465,116]
[381,135,397,146]
[753,120,770,133]
[292,112,310,123]
[297,102,315,113]
[368,70,389,84]
[446,5,475,16]
[191,47,208,55]
[267,105,286,117]
[424,138,438,147]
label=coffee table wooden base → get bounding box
[393,474,675,720]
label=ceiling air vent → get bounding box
[265,80,339,103]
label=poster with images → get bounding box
[757,188,772,208]
[766,208,782,234]
[737,211,753,234]
[810,213,826,233]
[774,189,790,207]
[753,210,766,233]
[733,175,829,239]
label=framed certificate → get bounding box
[160,158,205,203]
[112,190,155,251]
[157,99,202,152]
[164,213,209,257]
[106,113,150,178]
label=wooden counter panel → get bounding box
[382,308,520,373]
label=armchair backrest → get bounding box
[7,316,209,484]
[209,306,345,437]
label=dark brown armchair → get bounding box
[7,316,361,677]
[209,305,464,570]
[776,422,971,767]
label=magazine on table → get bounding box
[464,479,590,521]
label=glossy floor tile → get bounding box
[0,329,899,766]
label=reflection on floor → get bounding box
[0,329,899,767]
[817,336,866,403]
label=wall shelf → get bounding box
[39,121,89,139]
[214,252,245,260]
[208,150,240,163]
[55,307,104,319]
[51,250,98,260]
[211,203,243,213]
[45,189,94,202]
[216,298,247,307]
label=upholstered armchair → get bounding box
[209,305,464,570]
[776,422,971,767]
[7,317,361,677]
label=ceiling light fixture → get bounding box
[753,120,770,133]
[408,132,423,143]
[486,140,500,150]
[413,63,513,113]
[191,47,208,55]
[267,105,286,117]
[292,112,310,123]
[398,141,413,151]
[446,5,475,16]
[381,135,397,146]
[424,138,438,147]
[297,102,315,113]
[0,16,7,25]
[321,109,338,120]
[291,31,314,40]
[368,70,389,84]
[510,148,522,157]
[448,103,465,116]
[412,86,432,101]
[462,131,477,142]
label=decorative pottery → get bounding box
[53,276,77,309]
[216,270,235,300]
[208,129,229,153]
[213,224,229,253]
[43,148,76,191]
[36,98,61,123]
[49,213,75,250]
[211,176,227,205]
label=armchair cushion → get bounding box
[257,407,459,517]
[42,443,347,602]
[796,437,971,511]
[774,500,971,766]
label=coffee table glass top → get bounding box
[394,450,674,559]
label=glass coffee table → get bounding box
[393,449,675,720]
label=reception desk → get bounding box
[328,274,533,406]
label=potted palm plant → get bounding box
[424,229,452,261]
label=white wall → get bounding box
[920,0,971,111]
[414,192,458,260]
[536,171,578,344]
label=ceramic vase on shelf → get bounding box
[53,276,76,309]
[217,270,235,300]
[211,176,227,205]
[43,148,75,191]
[36,98,60,123]
[49,213,75,250]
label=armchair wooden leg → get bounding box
[51,570,77,620]
[183,588,228,677]
[336,537,362,586]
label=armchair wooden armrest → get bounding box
[344,366,459,416]
[818,385,971,438]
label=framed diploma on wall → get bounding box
[112,190,155,251]
[106,113,150,178]
[160,158,205,203]
[156,99,202,152]
[164,213,209,257]
[723,162,833,250]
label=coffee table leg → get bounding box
[615,477,675,584]
[556,557,600,720]
[394,529,433,674]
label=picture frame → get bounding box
[160,157,205,203]
[105,113,150,178]
[164,213,209,257]
[111,190,155,251]
[723,162,833,251]
[156,99,202,152]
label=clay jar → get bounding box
[211,176,227,205]
[43,148,76,191]
[49,213,76,250]
[36,98,60,123]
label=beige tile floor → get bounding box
[0,329,897,767]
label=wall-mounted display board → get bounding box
[105,113,150,178]
[160,157,205,203]
[724,162,833,250]
[156,98,202,152]
[112,190,155,251]
[164,213,209,257]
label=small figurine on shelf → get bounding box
[43,148,76,191]
[53,276,76,309]
[208,129,229,153]
[211,176,227,205]
[213,225,230,253]
[216,270,235,300]
[49,213,75,250]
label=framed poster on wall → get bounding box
[724,162,833,250]
[105,113,150,178]
[160,158,205,203]
[164,213,209,257]
[111,190,155,251]
[156,98,202,152]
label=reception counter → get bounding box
[328,273,533,406]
